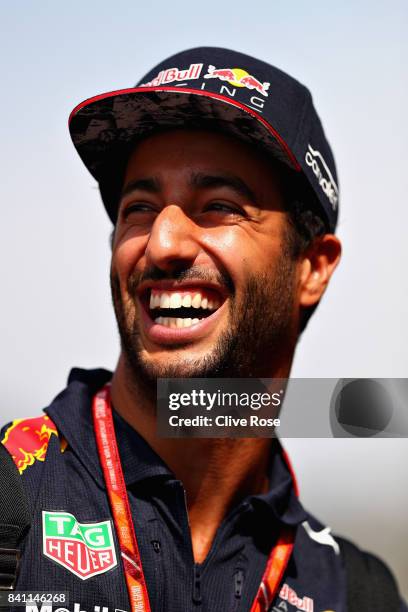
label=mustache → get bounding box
[127,265,235,296]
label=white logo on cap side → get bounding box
[305,144,339,210]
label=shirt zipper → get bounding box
[193,564,202,605]
[231,569,245,612]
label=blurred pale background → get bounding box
[1,0,407,598]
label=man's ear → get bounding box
[298,234,342,307]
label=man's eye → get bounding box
[122,203,156,218]
[205,202,246,216]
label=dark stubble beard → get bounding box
[110,250,298,386]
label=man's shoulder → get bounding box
[335,535,406,612]
[0,367,112,476]
[298,510,406,611]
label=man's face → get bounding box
[110,129,302,381]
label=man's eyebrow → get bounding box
[119,173,258,204]
[191,172,258,204]
[120,177,161,200]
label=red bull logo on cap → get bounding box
[140,63,204,87]
[1,415,58,474]
[204,65,270,97]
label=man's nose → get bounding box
[144,205,201,272]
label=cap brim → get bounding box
[69,86,301,221]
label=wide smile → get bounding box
[137,283,229,346]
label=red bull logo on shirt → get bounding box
[278,583,314,611]
[42,511,117,580]
[204,65,270,97]
[1,415,58,474]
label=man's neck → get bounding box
[110,355,282,563]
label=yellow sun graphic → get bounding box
[228,68,249,87]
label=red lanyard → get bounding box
[92,384,295,612]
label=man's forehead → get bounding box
[120,128,284,203]
[125,127,269,160]
[122,128,282,182]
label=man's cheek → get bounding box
[199,230,248,277]
[113,234,147,272]
[110,269,134,312]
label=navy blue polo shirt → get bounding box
[1,368,406,612]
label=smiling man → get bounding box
[1,48,406,612]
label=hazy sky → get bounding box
[1,0,407,596]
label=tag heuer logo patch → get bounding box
[42,511,117,580]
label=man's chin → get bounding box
[130,349,221,381]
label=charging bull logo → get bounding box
[1,415,58,474]
[204,65,270,97]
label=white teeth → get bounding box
[150,292,162,308]
[154,316,203,328]
[182,294,192,308]
[150,289,222,311]
[160,293,170,308]
[169,293,182,309]
[192,293,202,308]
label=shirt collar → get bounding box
[46,368,307,526]
[246,443,308,526]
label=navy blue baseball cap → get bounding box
[69,47,339,231]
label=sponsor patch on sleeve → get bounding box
[1,415,59,474]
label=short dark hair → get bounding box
[278,164,330,333]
